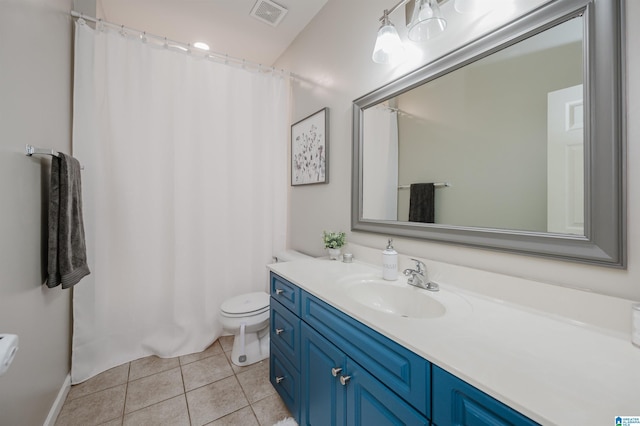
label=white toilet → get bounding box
[220,291,271,367]
[219,250,312,366]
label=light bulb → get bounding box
[372,19,406,64]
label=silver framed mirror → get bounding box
[352,0,625,267]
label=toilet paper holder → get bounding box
[0,334,19,376]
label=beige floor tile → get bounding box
[236,362,275,403]
[56,338,294,426]
[55,384,126,426]
[129,355,180,381]
[218,335,234,352]
[205,406,260,426]
[182,352,234,392]
[123,394,190,426]
[180,340,224,366]
[67,363,130,401]
[251,393,292,426]
[125,367,184,413]
[186,375,249,426]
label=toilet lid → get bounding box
[221,292,270,315]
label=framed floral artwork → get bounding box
[291,107,329,185]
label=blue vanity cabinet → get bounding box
[432,366,539,426]
[270,272,430,425]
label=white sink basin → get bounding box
[343,277,447,319]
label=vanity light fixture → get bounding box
[372,0,451,64]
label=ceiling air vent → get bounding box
[250,0,288,27]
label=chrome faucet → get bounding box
[403,258,439,292]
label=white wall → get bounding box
[0,0,73,424]
[275,0,640,301]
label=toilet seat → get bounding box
[220,292,269,318]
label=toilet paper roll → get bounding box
[632,304,640,348]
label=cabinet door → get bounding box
[301,324,347,426]
[346,359,429,426]
[432,366,539,426]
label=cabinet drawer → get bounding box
[271,298,301,369]
[270,343,300,422]
[302,291,430,418]
[432,366,539,426]
[271,272,301,315]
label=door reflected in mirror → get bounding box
[362,16,584,235]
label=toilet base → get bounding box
[230,327,270,367]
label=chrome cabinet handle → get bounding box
[276,376,285,384]
[339,375,351,386]
[275,328,284,335]
[275,288,284,295]
[331,367,342,377]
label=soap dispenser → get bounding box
[382,239,398,281]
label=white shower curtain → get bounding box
[71,21,288,383]
[362,106,398,220]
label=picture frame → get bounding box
[291,107,329,186]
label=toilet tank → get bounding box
[274,250,313,262]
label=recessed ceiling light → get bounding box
[193,42,210,51]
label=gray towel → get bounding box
[47,153,90,289]
[408,183,435,223]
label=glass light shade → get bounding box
[372,21,405,64]
[408,0,447,42]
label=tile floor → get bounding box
[55,336,292,426]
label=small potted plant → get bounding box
[323,231,346,260]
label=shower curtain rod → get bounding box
[70,11,302,80]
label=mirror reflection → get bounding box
[362,16,584,235]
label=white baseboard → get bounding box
[43,373,71,426]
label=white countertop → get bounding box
[268,258,640,426]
